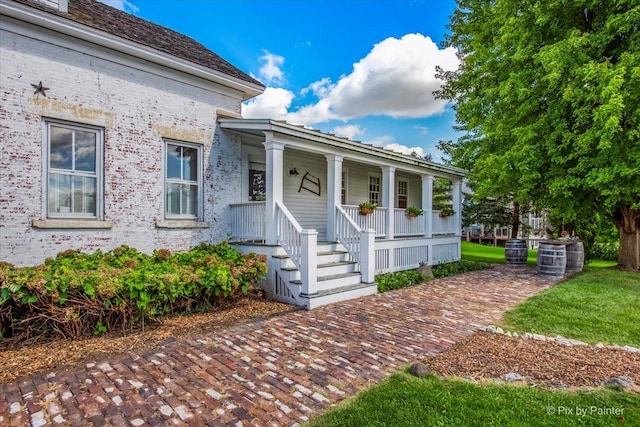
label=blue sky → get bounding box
[99,0,461,161]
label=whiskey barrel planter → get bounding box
[537,242,566,278]
[505,239,528,267]
[565,241,584,273]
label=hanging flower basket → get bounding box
[405,206,423,218]
[358,202,377,216]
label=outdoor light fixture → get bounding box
[289,168,299,176]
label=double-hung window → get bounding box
[47,121,102,218]
[368,175,381,206]
[397,180,408,209]
[165,141,202,218]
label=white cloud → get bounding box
[383,142,427,158]
[242,33,459,132]
[242,87,294,120]
[300,77,333,98]
[256,50,285,85]
[97,0,139,13]
[365,134,396,147]
[332,124,365,139]
[414,125,429,135]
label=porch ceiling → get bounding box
[219,118,466,180]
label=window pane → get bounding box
[249,169,266,201]
[166,182,181,215]
[182,184,198,216]
[182,147,198,181]
[48,173,71,213]
[75,131,97,172]
[166,144,181,179]
[50,126,72,170]
[72,176,96,214]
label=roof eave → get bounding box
[219,118,466,177]
[1,0,265,100]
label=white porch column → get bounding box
[325,154,343,242]
[421,174,434,239]
[263,133,285,245]
[452,179,462,236]
[381,166,395,239]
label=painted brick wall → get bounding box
[0,27,245,266]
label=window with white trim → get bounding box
[397,180,408,209]
[368,175,381,206]
[341,170,348,205]
[46,121,102,218]
[165,141,202,218]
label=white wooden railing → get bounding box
[275,201,317,295]
[336,206,375,283]
[275,201,304,269]
[230,202,265,241]
[394,208,426,236]
[432,211,457,235]
[336,206,362,263]
[342,205,387,237]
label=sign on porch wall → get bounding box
[298,172,321,196]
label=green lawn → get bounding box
[308,373,639,427]
[461,241,617,268]
[502,268,640,347]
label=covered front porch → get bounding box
[220,118,465,308]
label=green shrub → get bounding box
[376,270,429,293]
[588,242,619,262]
[0,242,267,340]
[431,259,491,278]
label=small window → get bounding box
[249,162,266,201]
[368,175,381,206]
[165,141,202,218]
[397,180,408,209]
[46,121,102,218]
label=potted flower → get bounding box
[405,206,424,218]
[358,201,377,215]
[439,207,455,218]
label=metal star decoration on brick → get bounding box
[31,81,49,97]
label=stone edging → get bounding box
[484,325,640,354]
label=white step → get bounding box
[317,260,358,276]
[304,282,378,309]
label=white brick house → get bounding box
[1,0,465,308]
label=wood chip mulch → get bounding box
[0,293,294,384]
[423,332,640,390]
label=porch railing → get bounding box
[432,211,457,234]
[335,205,362,263]
[342,205,387,237]
[275,201,317,295]
[336,205,375,283]
[394,208,426,236]
[229,202,265,241]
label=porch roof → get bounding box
[219,118,466,179]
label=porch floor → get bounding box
[0,266,561,425]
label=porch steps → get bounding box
[271,242,377,309]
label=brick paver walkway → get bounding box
[0,265,559,426]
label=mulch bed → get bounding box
[0,292,293,384]
[423,332,640,390]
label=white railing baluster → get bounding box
[229,202,266,241]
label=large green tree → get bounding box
[438,0,640,270]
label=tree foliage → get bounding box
[438,0,640,270]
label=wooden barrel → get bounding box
[505,239,528,267]
[565,241,584,273]
[537,242,566,278]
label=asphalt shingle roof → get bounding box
[12,0,264,88]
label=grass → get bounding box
[502,269,640,347]
[308,373,639,427]
[461,241,617,268]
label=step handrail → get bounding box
[335,205,362,263]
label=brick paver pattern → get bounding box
[0,265,559,426]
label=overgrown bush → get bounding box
[0,242,267,340]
